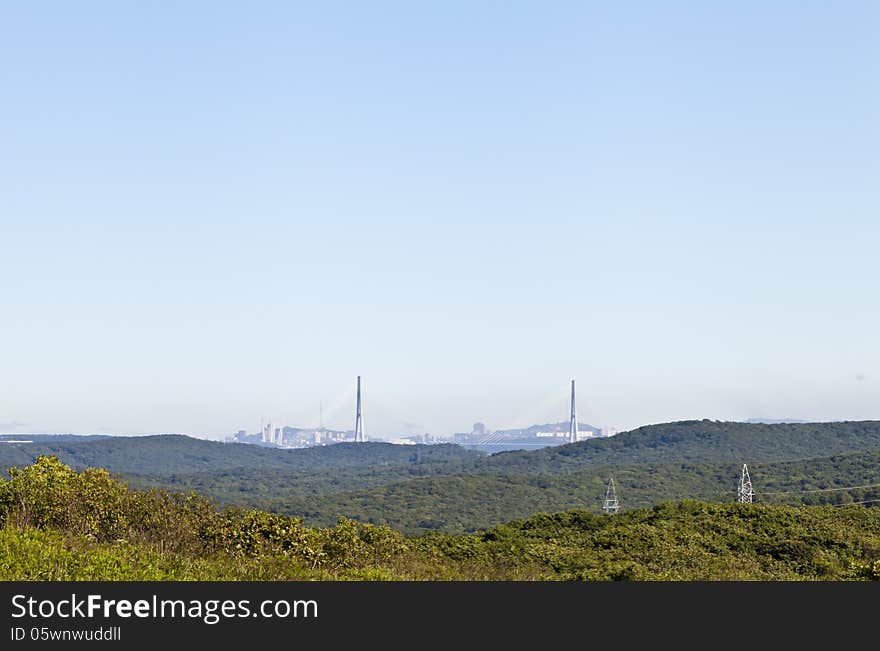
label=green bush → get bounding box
[0,456,128,541]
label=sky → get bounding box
[1,2,878,438]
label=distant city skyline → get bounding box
[2,3,878,438]
[0,374,860,442]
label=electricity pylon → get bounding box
[603,477,620,514]
[737,464,754,503]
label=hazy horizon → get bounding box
[0,409,863,442]
[3,2,878,438]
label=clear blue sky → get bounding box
[2,2,878,438]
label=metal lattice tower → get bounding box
[568,380,578,444]
[354,376,365,442]
[603,477,620,514]
[737,463,754,503]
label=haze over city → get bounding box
[2,2,878,438]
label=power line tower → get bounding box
[737,464,754,503]
[354,375,365,442]
[569,380,578,444]
[603,477,620,514]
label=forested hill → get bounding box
[483,420,880,472]
[0,436,483,475]
[3,421,880,479]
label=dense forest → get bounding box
[264,449,880,533]
[1,457,879,581]
[0,435,483,475]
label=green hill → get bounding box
[482,420,880,471]
[0,435,483,475]
[5,421,880,482]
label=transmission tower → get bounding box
[603,477,620,514]
[737,464,754,503]
[569,380,578,444]
[354,376,365,442]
